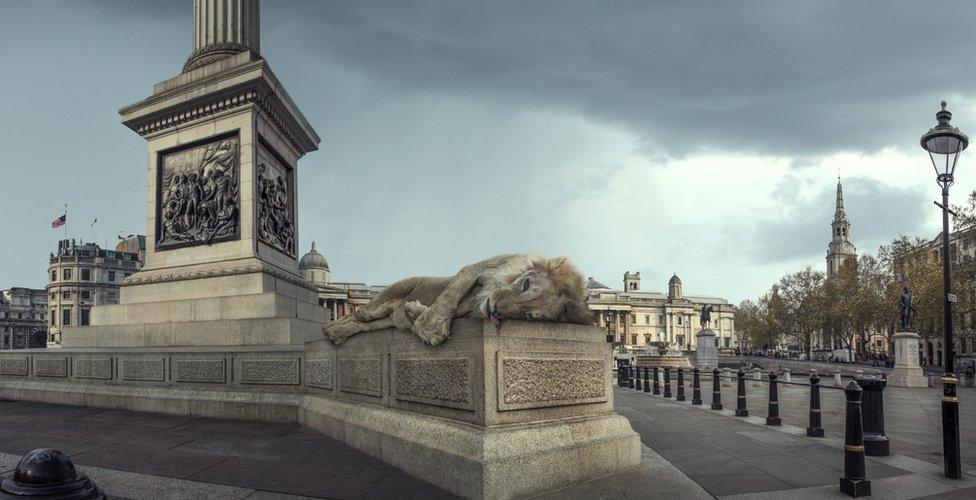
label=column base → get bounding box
[807,427,824,437]
[839,477,871,497]
[864,434,889,456]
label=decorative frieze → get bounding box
[498,356,606,411]
[240,358,300,385]
[0,357,29,376]
[34,357,68,378]
[174,358,226,383]
[255,141,295,256]
[339,356,382,397]
[74,358,113,380]
[395,357,472,410]
[305,358,334,390]
[120,359,166,382]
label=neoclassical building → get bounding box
[586,271,736,351]
[0,288,48,350]
[299,242,385,321]
[46,237,144,346]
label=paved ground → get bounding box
[615,377,976,499]
[0,399,453,499]
[3,381,976,499]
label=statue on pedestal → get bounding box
[899,286,916,331]
[700,305,713,329]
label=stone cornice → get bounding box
[121,262,315,292]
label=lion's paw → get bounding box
[404,300,428,321]
[413,311,451,345]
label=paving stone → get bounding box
[70,442,227,479]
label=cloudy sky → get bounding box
[2,1,975,304]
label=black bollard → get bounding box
[691,368,702,405]
[839,380,871,497]
[652,366,660,395]
[618,366,628,387]
[676,368,686,401]
[807,372,824,437]
[734,368,749,417]
[629,366,635,389]
[856,375,888,456]
[643,366,651,393]
[635,365,643,391]
[766,370,781,426]
[711,367,723,410]
[0,448,105,499]
[664,367,672,398]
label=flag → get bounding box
[90,217,97,226]
[51,214,66,229]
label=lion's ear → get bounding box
[560,299,591,325]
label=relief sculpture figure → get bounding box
[158,139,240,248]
[257,162,295,254]
[323,253,592,346]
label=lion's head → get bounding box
[475,255,590,327]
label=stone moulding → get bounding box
[74,358,113,380]
[174,358,227,384]
[120,358,166,382]
[496,353,606,411]
[338,355,382,397]
[393,356,473,411]
[0,357,29,377]
[240,358,300,385]
[304,358,334,390]
[121,262,314,291]
[34,357,68,378]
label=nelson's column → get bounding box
[64,0,325,348]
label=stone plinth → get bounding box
[300,318,641,499]
[637,355,692,370]
[693,330,718,369]
[888,331,927,388]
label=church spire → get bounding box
[833,176,848,223]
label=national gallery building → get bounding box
[586,271,737,351]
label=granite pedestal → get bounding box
[888,332,927,388]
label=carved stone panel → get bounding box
[339,356,382,397]
[240,358,300,385]
[174,358,226,384]
[156,134,240,250]
[74,358,113,380]
[34,357,68,378]
[395,357,472,410]
[120,359,165,382]
[255,141,295,256]
[305,358,334,390]
[0,357,29,376]
[497,355,606,411]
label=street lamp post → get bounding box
[604,308,615,344]
[921,100,968,479]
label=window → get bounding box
[677,316,683,326]
[631,315,636,325]
[50,310,55,326]
[630,335,637,345]
[62,309,71,326]
[645,314,650,324]
[659,315,664,325]
[124,273,131,279]
[80,309,90,326]
[61,291,71,299]
[108,271,116,282]
[81,291,91,300]
[676,334,684,346]
[63,269,72,280]
[49,293,55,300]
[724,338,731,348]
[107,292,118,304]
[51,271,56,282]
[81,268,91,281]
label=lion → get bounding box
[323,253,591,346]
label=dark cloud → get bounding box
[257,0,976,158]
[752,177,930,263]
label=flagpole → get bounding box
[64,203,67,242]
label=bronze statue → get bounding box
[700,305,713,329]
[899,286,917,331]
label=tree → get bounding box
[777,267,827,358]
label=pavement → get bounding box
[2,379,975,499]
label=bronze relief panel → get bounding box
[156,134,241,250]
[256,140,295,256]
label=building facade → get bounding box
[299,242,385,321]
[0,288,48,349]
[45,237,144,346]
[586,272,736,351]
[826,178,857,279]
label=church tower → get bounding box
[826,177,857,278]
